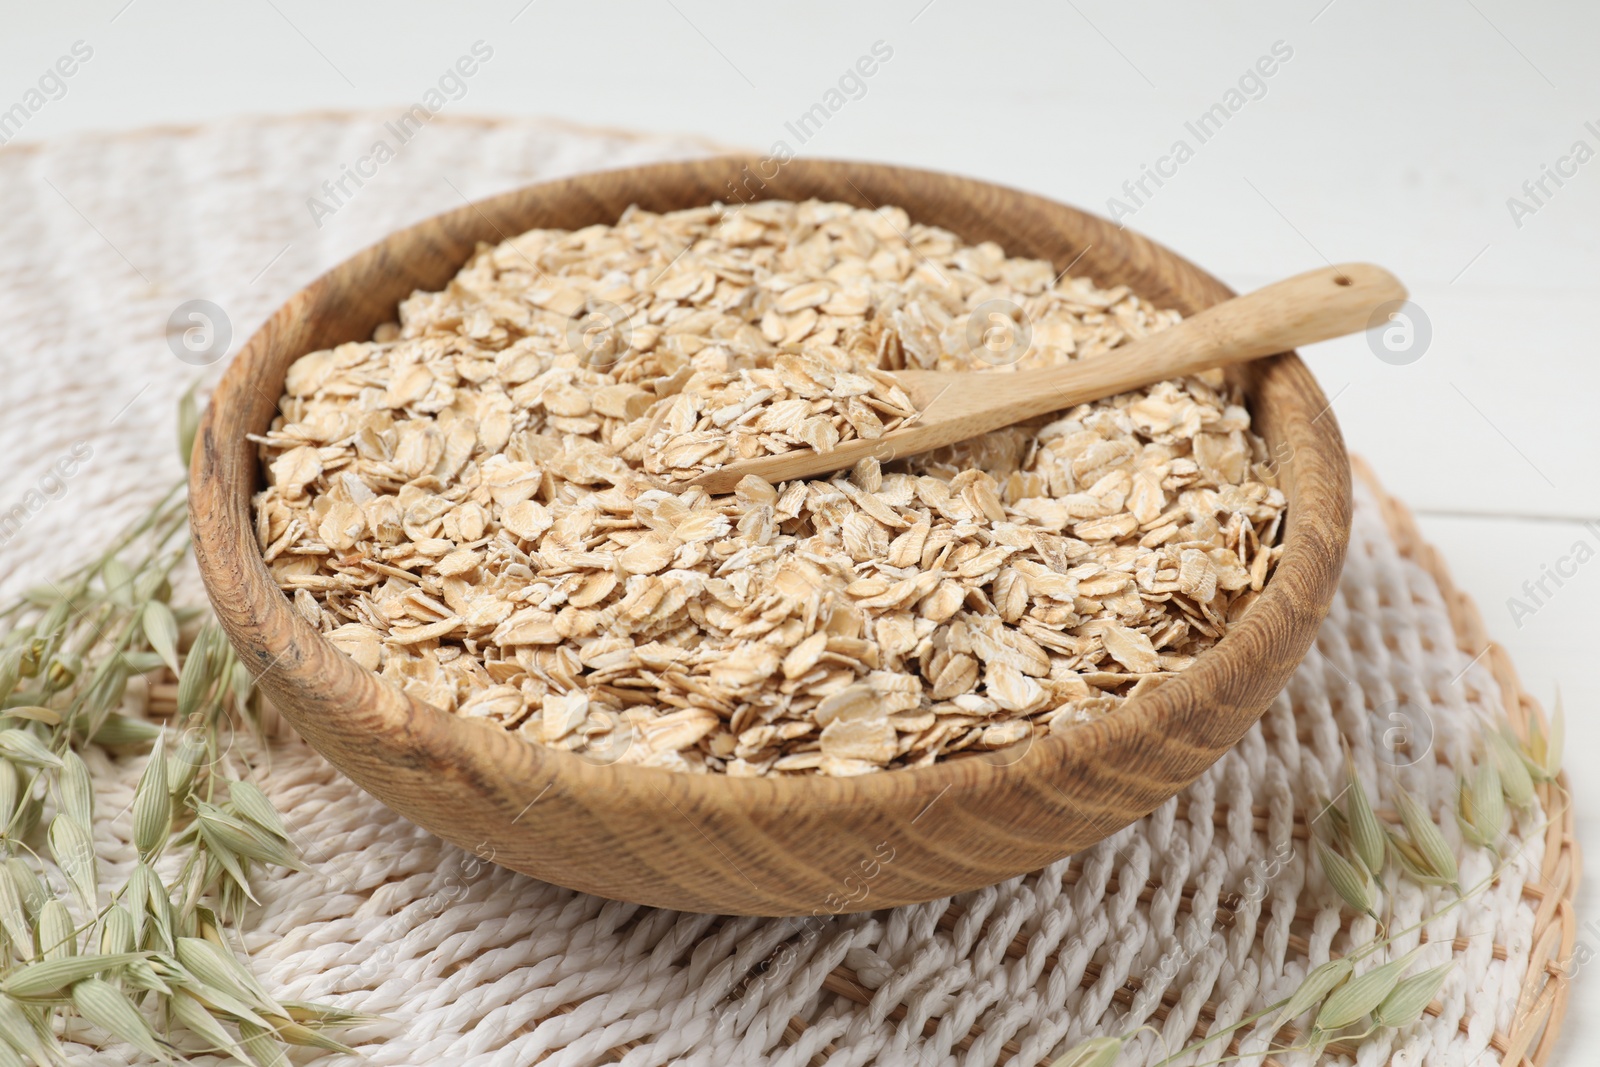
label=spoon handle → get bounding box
[980,262,1406,419]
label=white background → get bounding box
[3,1,1596,1059]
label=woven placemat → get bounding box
[0,114,1576,1067]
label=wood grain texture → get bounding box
[692,263,1404,493]
[188,158,1353,916]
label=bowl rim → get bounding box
[190,155,1351,816]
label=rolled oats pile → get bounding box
[252,199,1287,776]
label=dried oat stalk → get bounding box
[0,479,361,1065]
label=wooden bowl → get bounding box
[189,158,1351,916]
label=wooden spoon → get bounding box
[687,263,1404,494]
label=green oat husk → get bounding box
[227,779,292,844]
[131,735,173,861]
[166,989,253,1062]
[0,993,62,1065]
[1392,787,1461,892]
[1315,838,1380,920]
[58,750,93,825]
[1456,763,1505,850]
[1313,948,1420,1031]
[0,761,16,833]
[72,976,170,1061]
[0,867,32,954]
[167,729,209,803]
[83,712,163,748]
[48,813,98,915]
[1343,751,1386,875]
[175,936,288,1018]
[98,905,134,957]
[1488,726,1536,809]
[1372,962,1453,1029]
[1275,956,1355,1025]
[163,963,276,1031]
[0,730,61,771]
[140,600,181,676]
[173,624,221,722]
[37,899,76,962]
[0,707,61,727]
[1,953,146,999]
[192,802,303,871]
[3,861,44,923]
[1388,830,1458,889]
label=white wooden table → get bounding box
[3,1,1594,1058]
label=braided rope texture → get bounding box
[0,115,1575,1066]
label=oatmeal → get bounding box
[251,199,1285,775]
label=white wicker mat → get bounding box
[0,115,1559,1066]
